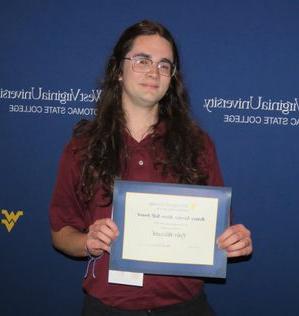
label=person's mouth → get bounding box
[140,83,159,89]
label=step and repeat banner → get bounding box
[1,1,298,315]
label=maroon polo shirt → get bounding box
[50,126,223,310]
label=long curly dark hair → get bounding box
[74,20,208,203]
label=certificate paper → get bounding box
[123,192,217,265]
[110,181,231,278]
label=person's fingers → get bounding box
[217,224,252,257]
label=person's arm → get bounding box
[51,226,88,257]
[51,218,119,257]
[203,134,253,257]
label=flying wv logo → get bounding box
[1,209,24,232]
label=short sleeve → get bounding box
[49,139,87,232]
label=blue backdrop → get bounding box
[1,1,298,315]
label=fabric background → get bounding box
[1,1,298,315]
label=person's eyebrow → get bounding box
[160,57,173,64]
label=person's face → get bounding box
[120,34,173,111]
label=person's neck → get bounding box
[124,104,159,143]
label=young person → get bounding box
[50,20,252,316]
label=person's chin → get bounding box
[138,96,160,108]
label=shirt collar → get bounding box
[124,120,166,147]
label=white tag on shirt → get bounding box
[108,269,144,287]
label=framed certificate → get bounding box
[109,180,231,278]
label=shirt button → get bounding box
[138,160,144,166]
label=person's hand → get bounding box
[86,218,119,257]
[217,224,252,258]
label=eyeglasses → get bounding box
[123,56,176,77]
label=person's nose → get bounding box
[147,62,160,77]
